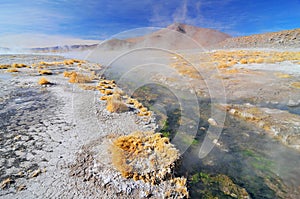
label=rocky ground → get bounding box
[214,28,300,49]
[0,55,191,198]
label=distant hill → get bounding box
[126,23,231,49]
[214,28,300,49]
[25,23,231,52]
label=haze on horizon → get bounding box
[0,0,299,47]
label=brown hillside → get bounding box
[126,23,231,49]
[215,28,300,49]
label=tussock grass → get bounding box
[63,71,92,83]
[0,64,10,69]
[106,94,129,113]
[111,131,179,181]
[291,82,300,89]
[7,68,18,73]
[38,69,53,75]
[209,50,300,67]
[12,63,27,68]
[38,77,50,85]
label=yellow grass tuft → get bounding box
[0,64,10,69]
[291,82,300,89]
[100,96,109,101]
[78,84,98,90]
[104,89,113,95]
[255,58,264,63]
[68,72,91,83]
[63,71,75,77]
[12,63,27,68]
[7,68,19,73]
[1,178,12,189]
[106,94,129,113]
[248,58,256,64]
[240,59,248,64]
[63,59,74,65]
[38,69,52,75]
[110,131,179,182]
[38,77,51,85]
[275,72,291,78]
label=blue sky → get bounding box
[0,0,299,40]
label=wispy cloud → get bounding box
[0,0,299,39]
[149,0,238,34]
[0,1,73,35]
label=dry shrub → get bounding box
[38,77,50,85]
[248,58,256,64]
[12,63,27,68]
[1,178,12,189]
[138,111,152,117]
[0,64,10,69]
[126,98,136,105]
[104,89,113,95]
[99,79,115,85]
[63,59,74,65]
[7,68,18,73]
[140,107,148,112]
[217,62,229,69]
[134,101,143,109]
[111,131,179,182]
[63,71,75,77]
[100,96,109,100]
[255,58,264,63]
[224,68,239,74]
[39,61,56,66]
[275,72,291,78]
[63,59,85,65]
[113,87,125,96]
[106,94,129,113]
[240,59,248,64]
[78,84,98,90]
[291,82,300,89]
[38,69,52,75]
[68,72,91,83]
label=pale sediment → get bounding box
[0,54,187,198]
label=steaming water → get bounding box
[89,48,300,198]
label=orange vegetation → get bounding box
[111,132,188,197]
[12,63,27,68]
[209,50,300,67]
[38,69,53,75]
[274,72,291,78]
[38,77,51,85]
[106,94,129,113]
[0,64,10,69]
[291,82,300,89]
[63,71,91,83]
[7,68,18,73]
[169,55,201,79]
[111,131,179,181]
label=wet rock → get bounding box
[287,99,300,107]
[208,118,218,126]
